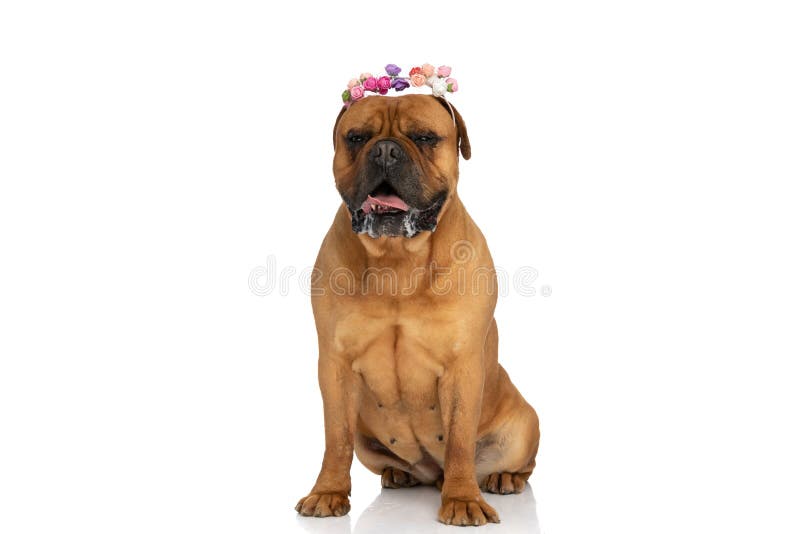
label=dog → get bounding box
[295,94,540,526]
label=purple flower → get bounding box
[385,63,402,76]
[391,78,410,91]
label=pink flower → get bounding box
[410,73,427,87]
[359,72,373,81]
[437,65,452,77]
[446,78,458,92]
[350,85,364,100]
[347,78,360,89]
[377,76,392,92]
[421,63,435,77]
[362,76,378,92]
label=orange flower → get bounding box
[410,73,427,87]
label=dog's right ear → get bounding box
[332,106,347,150]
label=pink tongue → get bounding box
[361,194,410,214]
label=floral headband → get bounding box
[341,63,458,106]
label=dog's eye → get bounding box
[411,133,439,145]
[347,133,368,144]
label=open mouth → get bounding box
[350,182,447,239]
[360,182,410,215]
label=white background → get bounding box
[1,1,799,533]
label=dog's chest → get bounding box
[349,320,449,459]
[351,323,443,410]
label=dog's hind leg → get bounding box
[475,401,540,495]
[380,467,421,488]
[355,432,441,488]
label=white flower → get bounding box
[426,75,438,87]
[431,78,448,97]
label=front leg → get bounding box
[437,357,500,526]
[296,353,359,517]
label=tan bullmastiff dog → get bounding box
[295,94,540,526]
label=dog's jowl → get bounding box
[295,93,540,527]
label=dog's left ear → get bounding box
[436,98,471,160]
[332,106,347,150]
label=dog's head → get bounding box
[332,95,470,238]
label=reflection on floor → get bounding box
[297,484,540,533]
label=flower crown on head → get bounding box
[342,63,458,106]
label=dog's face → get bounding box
[332,95,470,238]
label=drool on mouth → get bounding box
[349,184,446,239]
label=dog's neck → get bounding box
[336,193,469,267]
[326,193,493,300]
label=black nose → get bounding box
[370,140,401,169]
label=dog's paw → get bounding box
[438,495,499,526]
[295,491,350,517]
[480,472,527,495]
[381,467,421,489]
